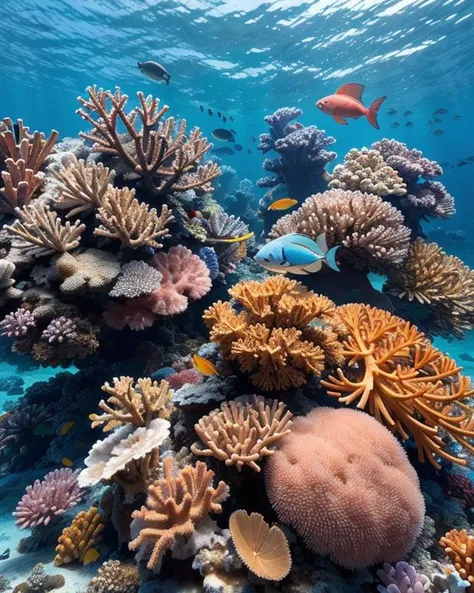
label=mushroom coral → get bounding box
[203,275,345,391]
[321,304,474,468]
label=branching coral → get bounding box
[95,186,173,249]
[90,376,175,431]
[54,507,105,566]
[13,469,82,529]
[0,158,44,214]
[41,316,77,343]
[371,138,442,181]
[440,529,474,590]
[0,307,36,337]
[403,180,455,221]
[5,203,85,257]
[53,155,115,218]
[203,275,344,391]
[17,562,65,593]
[85,560,140,593]
[377,561,430,593]
[269,189,411,271]
[191,396,293,471]
[76,86,220,195]
[56,249,120,294]
[384,239,474,339]
[0,117,58,171]
[320,304,474,468]
[129,456,229,571]
[109,260,163,298]
[328,148,407,196]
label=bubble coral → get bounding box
[265,407,425,569]
[440,529,474,590]
[56,249,121,295]
[13,468,82,529]
[0,307,36,337]
[203,275,344,391]
[109,260,163,299]
[54,506,105,566]
[377,561,430,593]
[85,560,140,593]
[321,304,474,468]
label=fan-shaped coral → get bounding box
[109,260,163,299]
[320,304,474,467]
[54,507,105,566]
[440,529,474,590]
[203,275,344,390]
[265,407,425,569]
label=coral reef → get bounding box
[376,561,430,593]
[13,562,65,593]
[440,529,474,590]
[0,307,36,337]
[109,260,163,298]
[56,249,120,295]
[41,316,77,343]
[372,139,442,181]
[54,506,105,566]
[85,560,140,593]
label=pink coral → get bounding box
[103,301,156,331]
[0,307,36,337]
[167,368,203,390]
[13,469,82,529]
[133,246,212,316]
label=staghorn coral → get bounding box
[191,396,293,472]
[109,260,163,298]
[54,506,105,566]
[328,147,407,196]
[103,300,156,331]
[270,188,411,271]
[371,138,442,181]
[0,117,58,171]
[13,469,82,529]
[77,86,220,196]
[440,529,474,590]
[321,304,474,468]
[90,376,175,431]
[95,186,173,249]
[41,316,77,344]
[265,407,425,569]
[85,560,140,593]
[384,239,474,339]
[52,155,115,218]
[5,203,85,257]
[56,249,120,295]
[376,561,430,593]
[203,275,344,391]
[0,158,44,215]
[129,456,229,571]
[0,307,36,337]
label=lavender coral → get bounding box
[13,469,82,529]
[372,139,442,181]
[377,561,430,593]
[41,316,78,343]
[0,307,36,337]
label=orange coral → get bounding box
[203,276,344,391]
[440,529,474,590]
[54,507,105,566]
[321,304,474,468]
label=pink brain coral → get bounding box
[265,407,424,569]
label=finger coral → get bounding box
[129,456,229,571]
[377,561,430,593]
[41,316,77,343]
[203,275,344,391]
[0,158,44,215]
[384,239,474,339]
[0,117,58,172]
[90,376,175,431]
[0,307,36,337]
[85,560,140,593]
[109,260,163,299]
[191,396,293,472]
[269,189,411,271]
[265,407,425,569]
[54,506,105,566]
[56,249,121,295]
[320,304,474,467]
[440,529,474,590]
[13,468,82,529]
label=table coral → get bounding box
[203,275,344,390]
[54,506,105,566]
[321,304,474,468]
[85,560,140,593]
[440,529,474,591]
[55,249,121,295]
[129,456,229,572]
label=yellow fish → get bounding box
[192,355,219,376]
[60,420,75,436]
[83,547,100,565]
[61,457,74,467]
[268,198,298,211]
[207,231,254,244]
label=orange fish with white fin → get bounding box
[192,354,219,376]
[316,83,386,129]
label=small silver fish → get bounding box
[138,61,171,84]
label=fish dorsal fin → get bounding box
[316,233,328,254]
[335,83,365,101]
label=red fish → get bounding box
[316,83,386,129]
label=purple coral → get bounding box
[403,180,455,220]
[199,247,220,281]
[13,468,82,529]
[0,307,36,337]
[371,139,442,181]
[259,107,303,150]
[41,317,77,344]
[377,561,430,593]
[201,212,249,240]
[0,404,53,450]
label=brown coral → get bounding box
[76,86,220,196]
[90,376,175,432]
[321,304,474,468]
[191,396,293,472]
[0,117,58,171]
[86,560,140,593]
[440,529,474,590]
[129,456,229,571]
[94,186,173,249]
[0,158,44,215]
[384,239,474,339]
[54,507,105,566]
[56,249,120,294]
[203,276,344,391]
[269,189,411,271]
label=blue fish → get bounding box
[150,367,177,381]
[254,233,339,276]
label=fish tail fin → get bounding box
[324,246,340,272]
[366,96,386,129]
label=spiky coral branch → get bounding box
[0,117,58,171]
[0,158,44,214]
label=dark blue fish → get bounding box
[432,129,445,136]
[200,105,204,112]
[234,144,243,151]
[247,149,251,154]
[252,136,256,142]
[454,115,462,120]
[208,108,213,116]
[210,147,235,156]
[229,116,234,122]
[217,111,221,117]
[459,353,474,363]
[223,116,227,123]
[427,120,434,125]
[405,121,413,127]
[434,108,448,114]
[433,118,441,123]
[151,367,177,381]
[457,160,468,167]
[391,122,400,128]
[403,110,413,116]
[387,108,397,116]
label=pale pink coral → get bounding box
[0,307,36,337]
[13,469,82,529]
[168,369,203,390]
[103,301,156,331]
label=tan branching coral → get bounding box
[321,304,474,468]
[0,158,43,214]
[129,457,229,571]
[0,117,58,171]
[86,560,140,593]
[270,189,411,271]
[54,507,105,566]
[5,204,85,257]
[94,186,173,249]
[90,377,175,432]
[203,276,344,391]
[440,529,474,590]
[191,397,293,472]
[328,148,407,196]
[53,155,115,218]
[384,239,474,339]
[76,86,220,196]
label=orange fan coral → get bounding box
[440,529,474,590]
[321,304,474,468]
[203,276,344,391]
